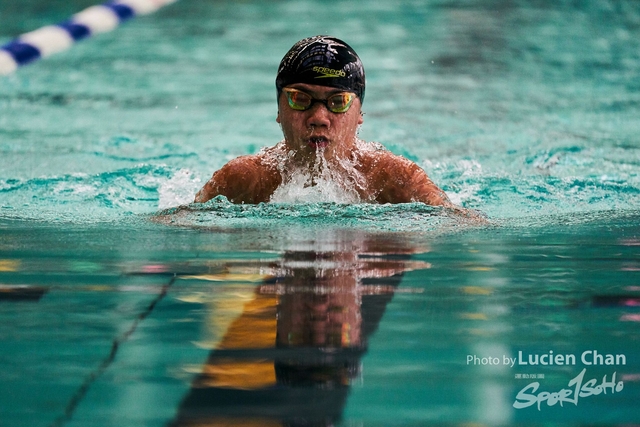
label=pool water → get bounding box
[1,0,640,426]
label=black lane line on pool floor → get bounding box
[48,274,178,427]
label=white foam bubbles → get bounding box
[269,149,364,204]
[270,171,362,204]
[157,169,201,210]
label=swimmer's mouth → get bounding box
[307,136,329,148]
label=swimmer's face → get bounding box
[277,83,363,159]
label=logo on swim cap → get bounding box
[276,35,365,103]
[312,66,347,79]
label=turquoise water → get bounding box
[1,0,640,426]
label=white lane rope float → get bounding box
[0,0,177,76]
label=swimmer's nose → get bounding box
[306,102,331,128]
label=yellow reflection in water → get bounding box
[0,259,20,272]
[193,290,277,390]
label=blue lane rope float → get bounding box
[0,0,177,75]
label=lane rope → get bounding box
[0,0,177,75]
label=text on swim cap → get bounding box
[313,66,346,78]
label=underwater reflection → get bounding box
[170,233,429,427]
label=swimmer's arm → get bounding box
[372,155,449,206]
[406,163,452,206]
[194,157,275,204]
[375,155,488,221]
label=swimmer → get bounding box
[195,36,470,212]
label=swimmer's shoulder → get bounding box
[355,142,416,176]
[226,153,281,198]
[195,151,281,204]
[220,144,285,176]
[223,153,274,174]
[354,142,446,205]
[353,142,488,221]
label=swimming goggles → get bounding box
[283,88,355,113]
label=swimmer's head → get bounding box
[276,36,365,104]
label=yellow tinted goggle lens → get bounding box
[326,93,354,113]
[284,89,354,113]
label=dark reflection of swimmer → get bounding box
[195,35,469,213]
[170,236,428,426]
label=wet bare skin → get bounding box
[195,83,457,208]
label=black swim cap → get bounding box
[276,36,365,103]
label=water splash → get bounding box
[269,148,363,204]
[0,164,171,223]
[154,196,465,233]
[266,139,392,204]
[157,168,201,209]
